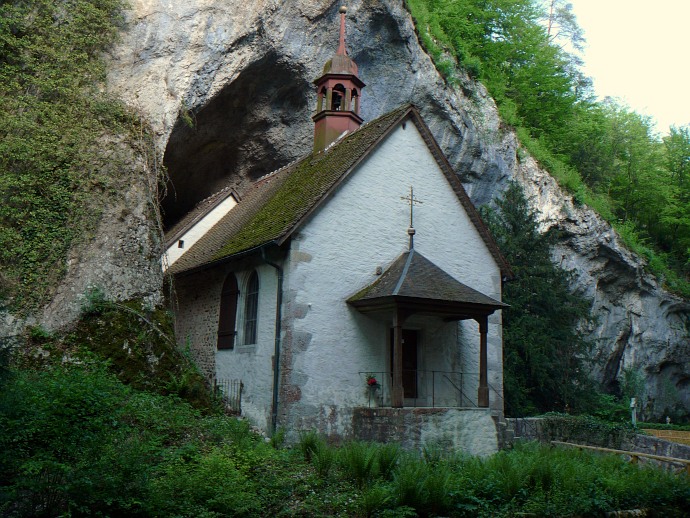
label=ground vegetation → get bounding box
[1,354,689,516]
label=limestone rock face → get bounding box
[18,0,683,412]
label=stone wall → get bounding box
[353,407,498,455]
[174,259,280,431]
[507,417,690,467]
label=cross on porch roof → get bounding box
[400,185,423,250]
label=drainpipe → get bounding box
[261,247,283,435]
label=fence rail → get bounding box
[359,370,483,408]
[552,441,690,475]
[215,379,243,413]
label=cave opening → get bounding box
[161,54,312,229]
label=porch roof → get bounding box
[347,249,507,320]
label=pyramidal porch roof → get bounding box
[347,249,507,320]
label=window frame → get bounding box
[242,270,260,346]
[217,273,239,350]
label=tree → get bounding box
[483,183,596,415]
[543,0,585,51]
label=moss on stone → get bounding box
[25,299,217,412]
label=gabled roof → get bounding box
[347,249,507,314]
[168,104,511,278]
[164,186,239,249]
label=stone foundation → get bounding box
[353,407,498,456]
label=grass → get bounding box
[2,356,689,517]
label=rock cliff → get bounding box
[11,0,687,414]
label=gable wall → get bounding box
[163,195,237,271]
[280,123,503,443]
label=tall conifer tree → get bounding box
[483,183,595,415]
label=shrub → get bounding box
[297,429,322,462]
[338,441,379,489]
[312,441,337,479]
[148,446,262,516]
[376,442,401,480]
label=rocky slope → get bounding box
[10,0,686,414]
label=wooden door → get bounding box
[390,329,419,399]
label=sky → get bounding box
[565,0,690,134]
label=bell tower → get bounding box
[312,6,365,153]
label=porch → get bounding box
[360,370,491,409]
[347,249,507,410]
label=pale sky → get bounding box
[566,0,690,134]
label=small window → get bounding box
[217,273,238,350]
[178,239,185,249]
[243,271,259,345]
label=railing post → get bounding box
[432,371,435,408]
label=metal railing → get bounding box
[359,370,482,408]
[215,378,243,413]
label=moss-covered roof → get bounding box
[168,104,512,278]
[168,104,414,275]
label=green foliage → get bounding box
[405,0,690,295]
[0,0,159,310]
[639,422,690,431]
[338,440,379,489]
[483,183,597,415]
[297,429,322,462]
[376,442,401,480]
[1,364,689,516]
[311,440,336,479]
[148,446,262,516]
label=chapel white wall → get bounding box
[281,122,504,441]
[162,195,237,271]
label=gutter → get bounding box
[261,247,284,435]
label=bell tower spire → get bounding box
[337,4,347,55]
[312,6,365,153]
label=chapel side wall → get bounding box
[174,269,226,379]
[279,123,504,442]
[174,263,278,432]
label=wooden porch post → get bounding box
[392,310,404,408]
[477,316,489,408]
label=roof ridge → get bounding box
[192,185,235,208]
[393,249,414,295]
[254,154,312,184]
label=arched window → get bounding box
[217,273,238,350]
[332,84,346,111]
[317,86,327,112]
[351,88,359,114]
[243,271,259,345]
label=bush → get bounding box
[148,446,262,516]
[2,362,688,516]
[338,441,379,489]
